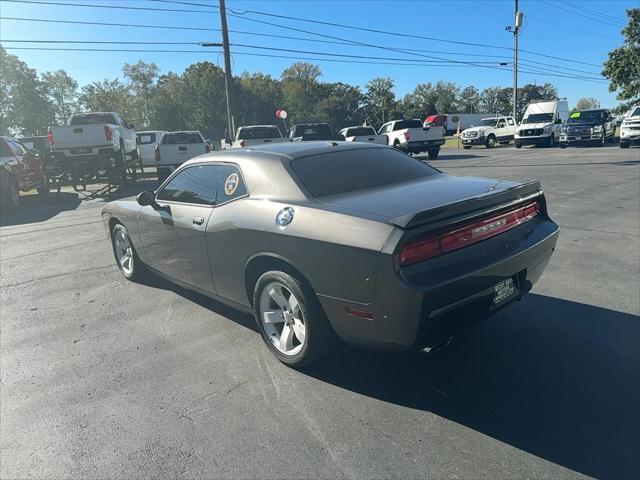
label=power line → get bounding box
[557,0,626,25]
[0,0,216,14]
[541,0,625,28]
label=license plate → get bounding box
[492,277,518,307]
[575,136,582,140]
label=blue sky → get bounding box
[0,0,634,108]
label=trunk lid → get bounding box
[50,124,112,149]
[319,174,542,229]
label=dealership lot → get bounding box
[1,146,638,479]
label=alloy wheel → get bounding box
[259,282,306,355]
[113,226,134,276]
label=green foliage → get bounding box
[364,77,397,126]
[602,8,640,110]
[123,61,159,128]
[41,70,79,125]
[80,78,134,122]
[574,97,601,111]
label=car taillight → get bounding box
[398,201,540,267]
[403,131,410,140]
[104,126,113,141]
[47,129,54,145]
[154,145,160,162]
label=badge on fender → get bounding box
[224,173,239,196]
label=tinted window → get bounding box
[162,132,202,144]
[379,124,391,134]
[69,113,117,125]
[291,124,333,140]
[507,118,515,125]
[393,120,423,130]
[7,139,26,156]
[137,133,157,145]
[237,127,281,140]
[0,139,13,157]
[629,107,640,117]
[522,113,554,124]
[346,127,376,137]
[291,148,438,198]
[216,165,248,204]
[156,165,219,205]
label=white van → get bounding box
[515,100,569,148]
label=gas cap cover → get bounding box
[276,207,294,229]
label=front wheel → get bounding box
[0,176,20,212]
[111,223,146,281]
[427,149,440,160]
[515,142,522,149]
[463,145,472,150]
[253,271,336,368]
[597,130,606,147]
[547,134,555,148]
[560,143,567,149]
[485,135,496,148]
[620,142,630,149]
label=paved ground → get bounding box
[1,144,639,479]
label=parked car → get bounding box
[559,109,616,148]
[154,131,209,183]
[515,100,569,148]
[289,123,338,141]
[619,105,640,149]
[337,126,387,145]
[226,125,289,149]
[136,130,167,167]
[49,112,139,173]
[379,119,445,159]
[102,142,559,367]
[460,116,517,149]
[1,136,47,211]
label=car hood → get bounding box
[463,126,491,134]
[318,173,522,227]
[566,121,601,128]
[519,122,552,129]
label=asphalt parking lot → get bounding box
[1,144,639,479]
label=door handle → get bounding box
[192,216,205,226]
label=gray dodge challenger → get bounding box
[102,142,559,367]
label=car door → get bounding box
[495,118,508,141]
[137,164,221,292]
[5,139,34,189]
[506,117,516,139]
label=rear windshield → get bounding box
[291,147,438,198]
[237,127,281,140]
[69,113,117,125]
[291,124,333,139]
[162,132,202,144]
[137,133,157,144]
[345,127,376,137]
[394,120,423,130]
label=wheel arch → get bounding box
[244,253,317,307]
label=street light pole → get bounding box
[219,0,234,137]
[512,0,522,122]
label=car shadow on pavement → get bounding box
[0,192,81,227]
[304,294,640,480]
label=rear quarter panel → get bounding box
[206,198,395,307]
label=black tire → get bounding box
[36,170,49,196]
[547,134,555,148]
[111,223,146,281]
[253,270,336,368]
[499,141,510,145]
[427,149,440,160]
[620,142,630,149]
[463,145,472,150]
[0,174,20,212]
[560,143,567,149]
[515,142,522,149]
[485,134,496,148]
[130,146,140,160]
[393,140,402,150]
[597,130,606,147]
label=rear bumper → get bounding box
[319,218,559,350]
[405,139,445,152]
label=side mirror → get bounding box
[127,123,135,129]
[137,190,157,207]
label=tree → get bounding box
[434,80,459,113]
[314,82,364,129]
[458,86,481,113]
[0,46,53,135]
[575,97,600,111]
[80,78,133,121]
[281,63,323,124]
[402,82,437,119]
[151,73,186,131]
[236,72,283,127]
[123,60,159,127]
[480,87,504,115]
[602,8,640,111]
[41,69,78,124]
[517,83,558,119]
[364,77,396,126]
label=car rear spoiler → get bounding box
[390,180,543,229]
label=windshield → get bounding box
[291,124,333,139]
[161,132,202,144]
[567,110,607,123]
[291,147,438,198]
[394,120,423,130]
[522,113,554,124]
[69,113,117,125]
[237,127,282,140]
[345,127,376,137]
[628,107,640,117]
[477,119,497,127]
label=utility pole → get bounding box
[512,0,523,122]
[219,0,234,138]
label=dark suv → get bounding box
[560,109,617,148]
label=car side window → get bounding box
[7,139,25,156]
[507,118,515,126]
[216,165,247,204]
[379,123,390,134]
[156,165,220,205]
[0,139,13,157]
[497,120,506,128]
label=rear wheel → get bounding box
[0,175,20,212]
[463,145,472,150]
[515,142,522,149]
[597,130,606,147]
[253,271,336,368]
[427,149,440,160]
[37,170,49,196]
[485,134,496,148]
[620,142,630,149]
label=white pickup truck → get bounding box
[379,119,445,159]
[338,126,387,145]
[227,125,290,149]
[460,116,517,149]
[154,131,209,183]
[48,112,139,171]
